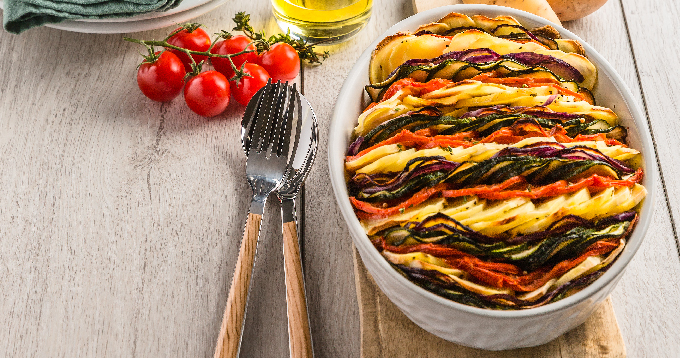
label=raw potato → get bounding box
[461,0,562,26]
[547,0,609,21]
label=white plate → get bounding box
[0,0,225,33]
[75,0,211,23]
[48,0,226,33]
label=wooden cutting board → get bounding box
[353,249,626,357]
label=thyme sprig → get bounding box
[232,11,329,64]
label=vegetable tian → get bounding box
[345,13,647,309]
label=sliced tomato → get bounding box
[381,78,452,102]
[351,169,643,219]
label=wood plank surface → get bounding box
[565,1,680,357]
[300,2,413,357]
[0,0,679,357]
[612,0,680,356]
[0,3,292,358]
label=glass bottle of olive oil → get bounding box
[272,0,372,44]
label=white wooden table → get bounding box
[0,0,679,357]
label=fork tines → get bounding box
[243,81,299,159]
[250,80,278,156]
[272,83,294,158]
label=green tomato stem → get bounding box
[124,37,256,80]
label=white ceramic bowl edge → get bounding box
[329,4,657,350]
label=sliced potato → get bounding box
[362,198,446,235]
[362,80,616,126]
[369,33,451,84]
[416,12,522,33]
[445,30,597,89]
[348,138,638,174]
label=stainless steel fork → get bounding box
[214,81,296,358]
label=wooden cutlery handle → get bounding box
[282,221,314,358]
[214,212,262,358]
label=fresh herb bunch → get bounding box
[125,12,329,113]
[125,12,329,83]
[231,12,329,64]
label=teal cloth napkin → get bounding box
[2,0,183,34]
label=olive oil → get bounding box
[272,0,372,44]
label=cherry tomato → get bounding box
[167,27,211,72]
[184,71,230,117]
[211,35,259,80]
[137,51,186,102]
[231,63,271,106]
[259,43,300,81]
